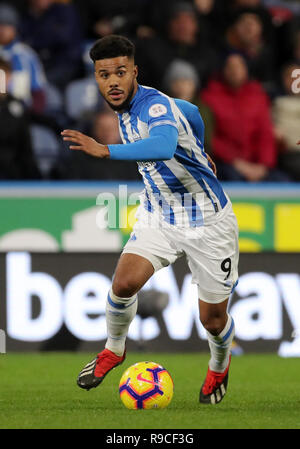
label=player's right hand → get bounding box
[61,129,110,158]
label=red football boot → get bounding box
[77,348,126,390]
[199,356,231,404]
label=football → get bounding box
[119,361,174,410]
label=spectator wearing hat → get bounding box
[0,2,46,114]
[164,59,214,154]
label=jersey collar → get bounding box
[129,84,143,109]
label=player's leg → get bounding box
[77,216,180,391]
[199,298,232,371]
[105,253,155,356]
[198,297,235,404]
[182,207,239,404]
[77,253,155,390]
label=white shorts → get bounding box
[122,204,239,303]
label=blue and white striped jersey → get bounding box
[116,84,229,227]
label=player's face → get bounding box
[94,56,138,112]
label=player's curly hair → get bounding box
[89,35,135,63]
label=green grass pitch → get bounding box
[0,352,300,429]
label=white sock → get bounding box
[105,288,138,356]
[206,314,235,373]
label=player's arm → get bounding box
[175,99,205,144]
[109,125,178,161]
[61,124,178,161]
[174,98,216,175]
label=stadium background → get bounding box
[0,0,300,358]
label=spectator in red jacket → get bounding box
[201,52,290,181]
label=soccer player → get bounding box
[61,35,239,405]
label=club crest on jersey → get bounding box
[149,103,168,118]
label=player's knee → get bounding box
[112,277,138,298]
[200,315,225,336]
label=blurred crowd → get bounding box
[0,0,300,182]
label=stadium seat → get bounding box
[30,125,62,178]
[64,77,102,121]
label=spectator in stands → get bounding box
[163,59,214,154]
[193,0,218,15]
[223,9,276,93]
[232,0,263,5]
[0,0,27,15]
[141,0,226,42]
[273,62,300,180]
[201,52,290,181]
[230,0,275,40]
[91,109,121,146]
[21,0,83,90]
[0,58,41,179]
[262,0,300,15]
[0,3,46,114]
[190,0,232,46]
[135,2,218,90]
[73,0,145,40]
[247,0,298,73]
[291,29,300,64]
[62,110,139,181]
[269,13,300,75]
[139,0,227,40]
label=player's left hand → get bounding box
[206,154,217,176]
[61,129,110,158]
